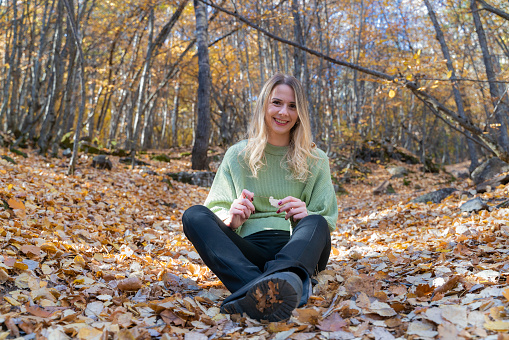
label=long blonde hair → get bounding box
[243,73,317,182]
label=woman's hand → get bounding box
[277,196,308,222]
[225,189,255,230]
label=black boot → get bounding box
[220,271,303,322]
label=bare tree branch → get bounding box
[475,0,509,21]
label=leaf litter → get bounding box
[0,148,508,339]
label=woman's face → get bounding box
[265,84,299,146]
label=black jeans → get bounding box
[182,205,331,294]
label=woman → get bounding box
[182,73,338,321]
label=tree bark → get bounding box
[475,0,509,21]
[192,0,211,170]
[62,0,87,175]
[471,0,509,152]
[171,79,180,147]
[424,0,479,171]
[130,0,189,165]
[38,0,65,154]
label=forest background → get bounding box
[1,0,509,172]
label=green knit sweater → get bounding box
[204,140,338,237]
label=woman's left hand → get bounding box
[276,196,308,222]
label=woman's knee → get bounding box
[295,214,329,233]
[182,205,210,232]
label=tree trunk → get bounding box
[63,0,87,175]
[131,7,155,166]
[424,0,479,171]
[291,0,304,80]
[471,0,509,152]
[0,0,18,131]
[17,0,56,139]
[38,0,65,154]
[171,80,180,147]
[191,0,211,170]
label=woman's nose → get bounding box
[279,105,288,114]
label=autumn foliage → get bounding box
[1,148,509,338]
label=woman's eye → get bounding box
[272,101,281,105]
[289,104,296,109]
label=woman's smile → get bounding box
[265,84,299,146]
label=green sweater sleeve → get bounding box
[203,145,240,222]
[299,149,338,231]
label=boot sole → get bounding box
[221,272,303,321]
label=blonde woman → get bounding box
[183,73,338,321]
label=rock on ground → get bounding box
[411,188,457,204]
[471,157,509,185]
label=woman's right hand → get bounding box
[224,189,255,230]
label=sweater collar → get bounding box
[265,142,289,156]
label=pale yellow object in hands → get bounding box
[269,196,280,208]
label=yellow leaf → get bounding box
[484,321,509,331]
[413,49,421,59]
[446,70,453,79]
[4,296,21,306]
[14,262,28,270]
[406,74,413,81]
[389,90,396,98]
[74,255,86,267]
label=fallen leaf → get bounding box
[7,198,25,210]
[117,276,143,291]
[437,322,458,339]
[77,326,103,340]
[433,275,461,296]
[440,305,467,328]
[407,320,438,338]
[293,308,320,324]
[26,304,54,318]
[368,300,397,317]
[0,269,10,282]
[502,286,509,302]
[317,313,347,331]
[372,327,396,340]
[20,245,41,256]
[5,316,20,337]
[484,320,509,331]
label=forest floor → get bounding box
[0,147,508,340]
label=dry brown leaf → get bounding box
[0,268,10,282]
[267,322,294,333]
[7,198,25,210]
[117,276,143,291]
[20,245,41,256]
[292,308,320,324]
[433,275,461,296]
[415,284,434,298]
[26,304,54,318]
[4,316,20,338]
[317,312,347,332]
[160,309,186,326]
